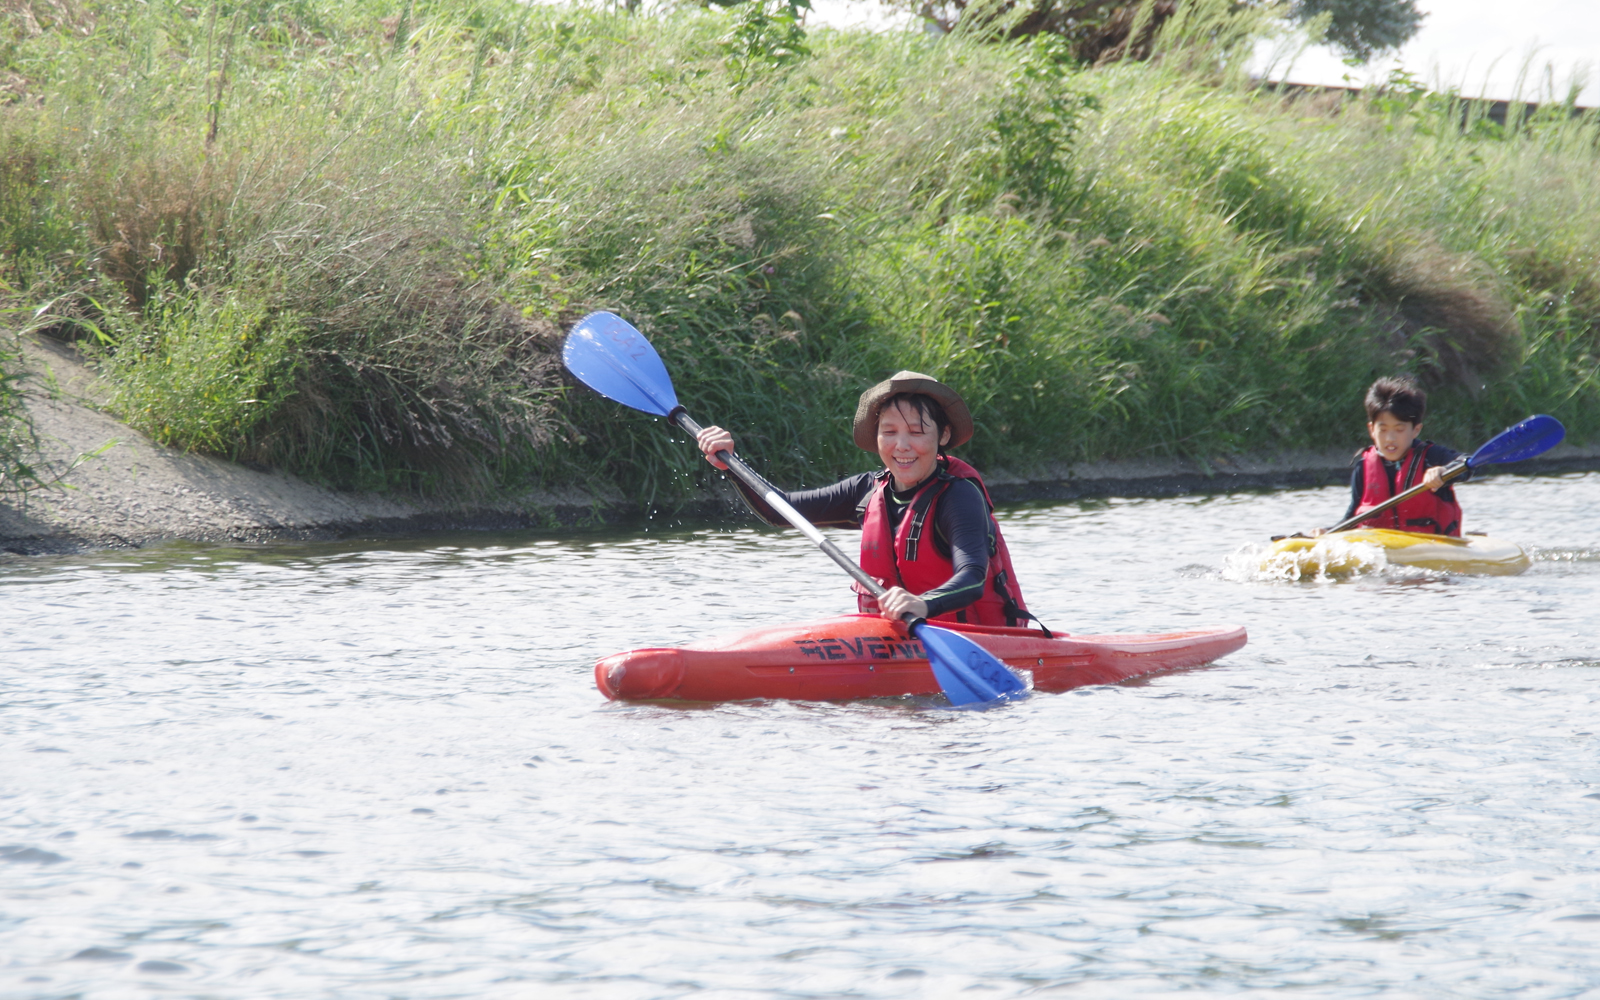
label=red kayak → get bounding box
[595,614,1248,702]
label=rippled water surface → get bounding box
[4,472,1600,998]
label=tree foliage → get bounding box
[904,0,1422,65]
[917,0,1179,63]
[1289,0,1424,63]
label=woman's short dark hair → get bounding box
[1365,376,1426,425]
[878,392,951,453]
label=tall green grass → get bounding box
[2,0,1597,505]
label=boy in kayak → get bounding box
[694,371,1040,629]
[1315,376,1472,537]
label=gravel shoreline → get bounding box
[6,335,1598,556]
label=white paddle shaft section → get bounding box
[757,486,888,599]
[762,491,824,545]
[670,407,888,600]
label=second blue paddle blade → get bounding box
[914,622,1029,707]
[1470,414,1565,466]
[563,311,680,418]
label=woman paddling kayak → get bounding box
[695,371,1041,630]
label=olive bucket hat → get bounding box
[852,371,974,451]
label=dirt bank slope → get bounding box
[1,338,611,554]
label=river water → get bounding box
[3,471,1599,998]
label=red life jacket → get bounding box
[852,456,1036,628]
[1353,443,1463,536]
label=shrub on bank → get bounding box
[1,0,1597,503]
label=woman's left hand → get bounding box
[695,426,736,470]
[876,586,929,622]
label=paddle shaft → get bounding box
[670,408,890,601]
[1326,456,1467,534]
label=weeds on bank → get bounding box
[0,332,45,495]
[90,287,304,458]
[0,0,1598,505]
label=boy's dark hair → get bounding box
[1364,376,1426,425]
[880,392,951,455]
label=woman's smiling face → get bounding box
[876,400,950,490]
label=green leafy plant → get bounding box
[715,0,812,89]
[94,289,305,459]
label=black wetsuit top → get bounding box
[1340,442,1472,523]
[730,472,992,619]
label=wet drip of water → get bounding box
[3,472,1599,998]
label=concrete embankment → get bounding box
[5,336,1599,556]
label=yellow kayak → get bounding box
[1261,529,1531,579]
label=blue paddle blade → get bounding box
[563,311,680,418]
[1468,414,1565,467]
[913,622,1029,707]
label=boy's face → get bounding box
[1368,411,1422,462]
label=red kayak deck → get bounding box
[595,614,1248,702]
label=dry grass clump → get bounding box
[1370,243,1520,390]
[86,152,240,309]
[1,0,94,38]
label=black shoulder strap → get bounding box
[1404,442,1431,488]
[903,479,949,562]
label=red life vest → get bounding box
[1353,443,1463,536]
[852,456,1035,628]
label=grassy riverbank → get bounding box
[3,0,1599,505]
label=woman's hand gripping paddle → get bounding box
[1307,414,1567,537]
[563,310,1029,707]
